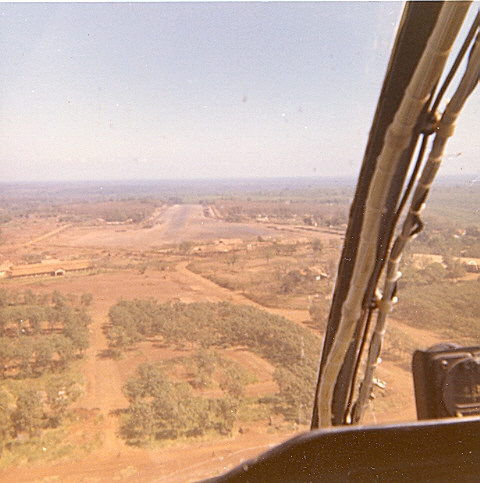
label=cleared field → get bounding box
[46,204,283,249]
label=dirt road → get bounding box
[0,205,428,482]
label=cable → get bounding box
[431,9,479,115]
[348,8,479,425]
[352,28,480,424]
[316,2,471,427]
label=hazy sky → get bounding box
[0,2,478,182]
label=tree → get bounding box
[0,389,12,454]
[309,303,326,331]
[226,252,239,270]
[23,289,37,306]
[213,397,238,435]
[0,339,12,378]
[15,337,34,377]
[219,366,246,399]
[178,241,193,256]
[45,377,82,427]
[465,226,480,238]
[12,389,44,438]
[52,290,68,308]
[80,293,94,307]
[122,399,156,442]
[108,325,138,353]
[273,365,315,424]
[122,362,213,441]
[124,363,163,436]
[280,270,303,294]
[422,262,446,284]
[0,309,8,337]
[0,289,10,308]
[190,349,217,388]
[64,321,89,354]
[52,335,74,370]
[312,238,323,255]
[35,337,55,374]
[27,306,44,335]
[444,257,466,279]
[123,362,170,402]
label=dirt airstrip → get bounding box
[0,205,440,482]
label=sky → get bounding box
[0,1,478,182]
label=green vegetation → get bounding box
[395,274,480,342]
[187,239,336,311]
[427,183,480,227]
[214,199,348,228]
[121,360,241,443]
[0,289,90,461]
[107,300,320,443]
[0,289,90,375]
[0,176,478,461]
[404,182,480,259]
[56,199,159,224]
[407,226,480,259]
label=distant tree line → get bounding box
[107,300,320,442]
[409,222,480,259]
[214,200,348,228]
[53,199,159,224]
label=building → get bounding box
[3,259,92,278]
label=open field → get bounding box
[0,178,479,482]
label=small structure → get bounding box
[4,259,91,279]
[309,265,329,280]
[465,260,479,273]
[0,261,12,278]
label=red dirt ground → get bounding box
[0,205,436,482]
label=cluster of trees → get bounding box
[188,237,333,311]
[121,359,241,443]
[412,229,463,259]
[410,223,480,260]
[213,199,348,228]
[55,199,158,224]
[0,375,82,452]
[107,300,320,440]
[462,226,480,258]
[279,268,325,295]
[184,348,255,394]
[0,289,90,378]
[394,276,480,340]
[0,289,90,456]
